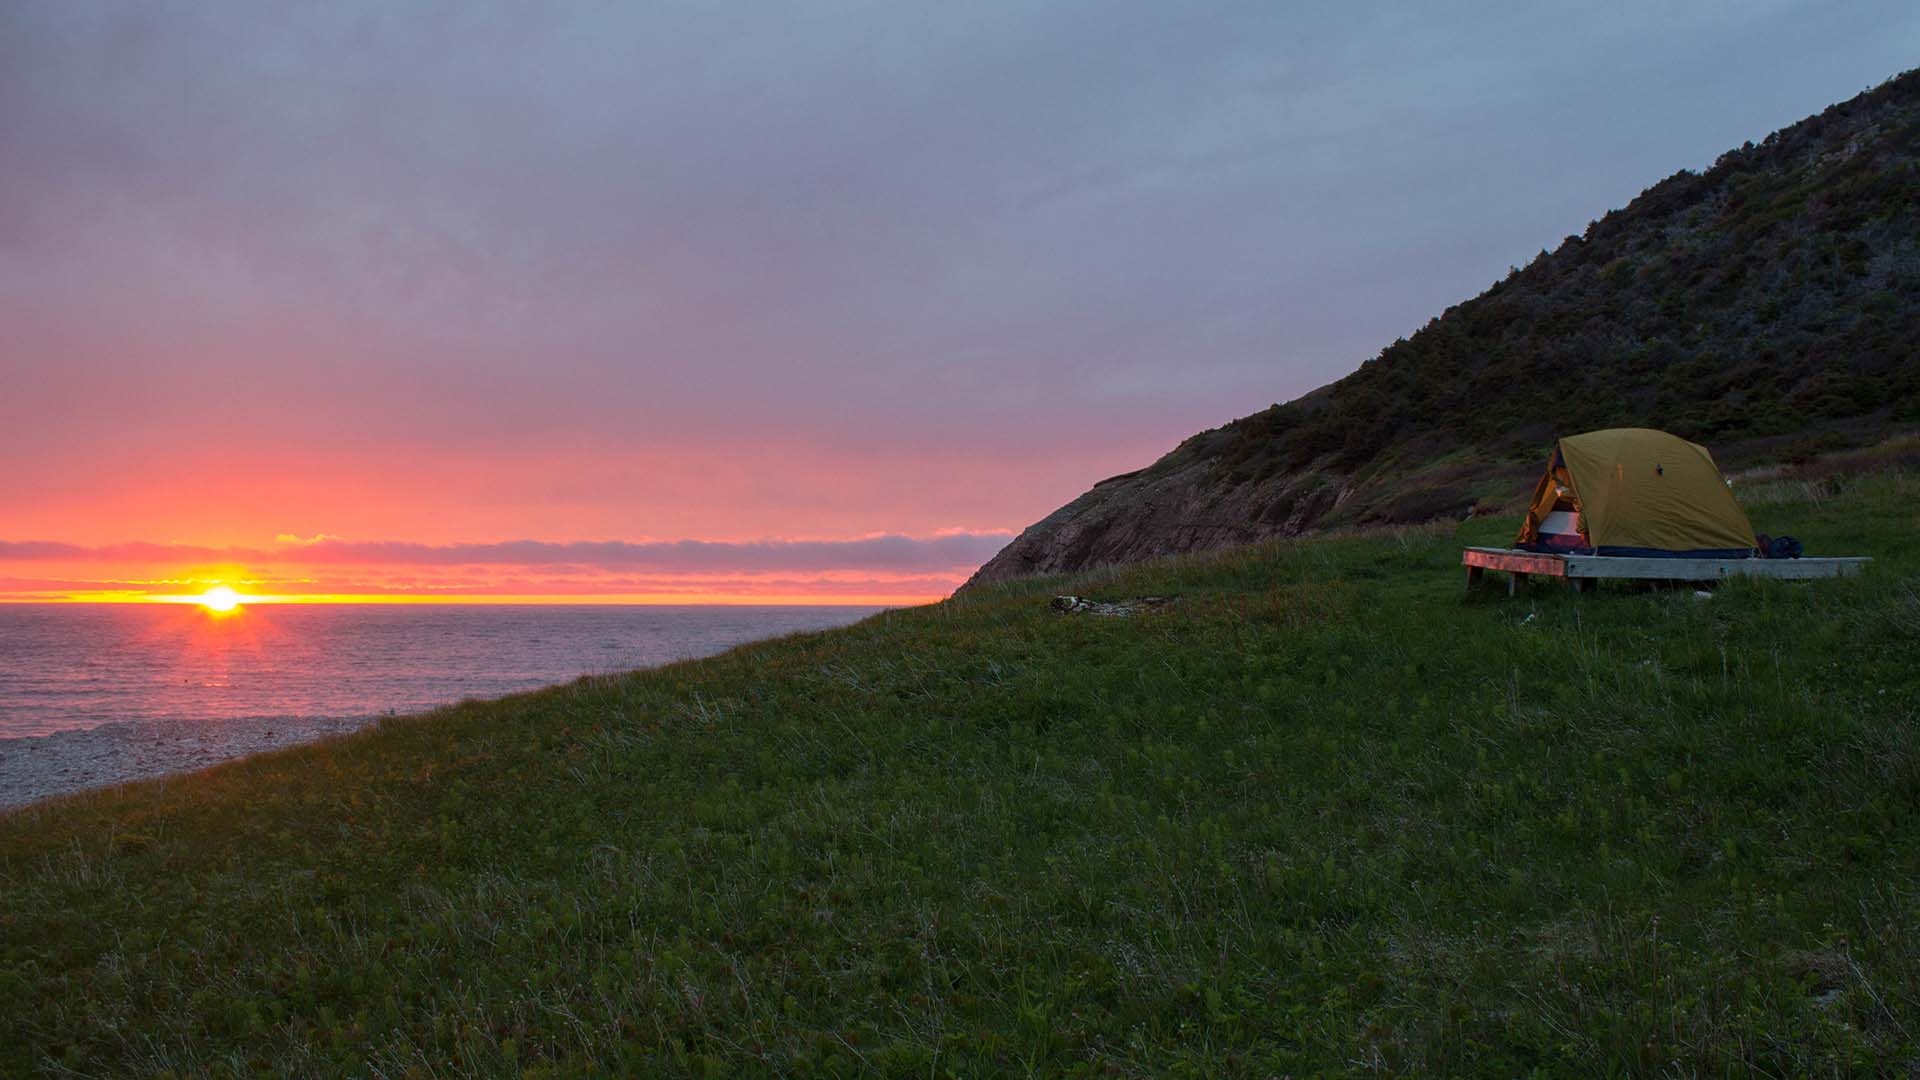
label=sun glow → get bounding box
[110,588,932,607]
[195,586,244,612]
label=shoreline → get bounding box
[0,712,385,811]
[0,605,889,812]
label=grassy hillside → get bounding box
[3,464,1917,1075]
[968,69,1920,587]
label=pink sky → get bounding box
[4,3,1911,601]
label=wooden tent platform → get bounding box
[1463,546,1870,593]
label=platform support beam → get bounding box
[1462,546,1869,587]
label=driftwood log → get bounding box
[1050,595,1174,617]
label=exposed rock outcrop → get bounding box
[965,444,1351,587]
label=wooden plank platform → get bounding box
[1463,546,1869,592]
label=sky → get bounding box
[3,2,1916,603]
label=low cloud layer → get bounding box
[0,532,1013,574]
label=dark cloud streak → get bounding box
[0,533,1013,573]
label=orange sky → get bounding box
[0,532,1015,606]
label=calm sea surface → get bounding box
[0,603,877,740]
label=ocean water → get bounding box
[0,603,878,807]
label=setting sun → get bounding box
[196,586,244,612]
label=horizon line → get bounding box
[0,592,942,607]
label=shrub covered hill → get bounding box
[966,69,1920,587]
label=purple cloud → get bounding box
[0,533,1013,573]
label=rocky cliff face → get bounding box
[961,422,1513,589]
[964,70,1920,590]
[961,449,1347,587]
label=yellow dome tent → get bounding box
[1516,428,1758,557]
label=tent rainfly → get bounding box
[1516,428,1758,558]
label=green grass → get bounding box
[3,472,1917,1076]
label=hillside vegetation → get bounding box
[968,70,1920,586]
[3,459,1915,1075]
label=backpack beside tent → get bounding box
[1516,428,1757,558]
